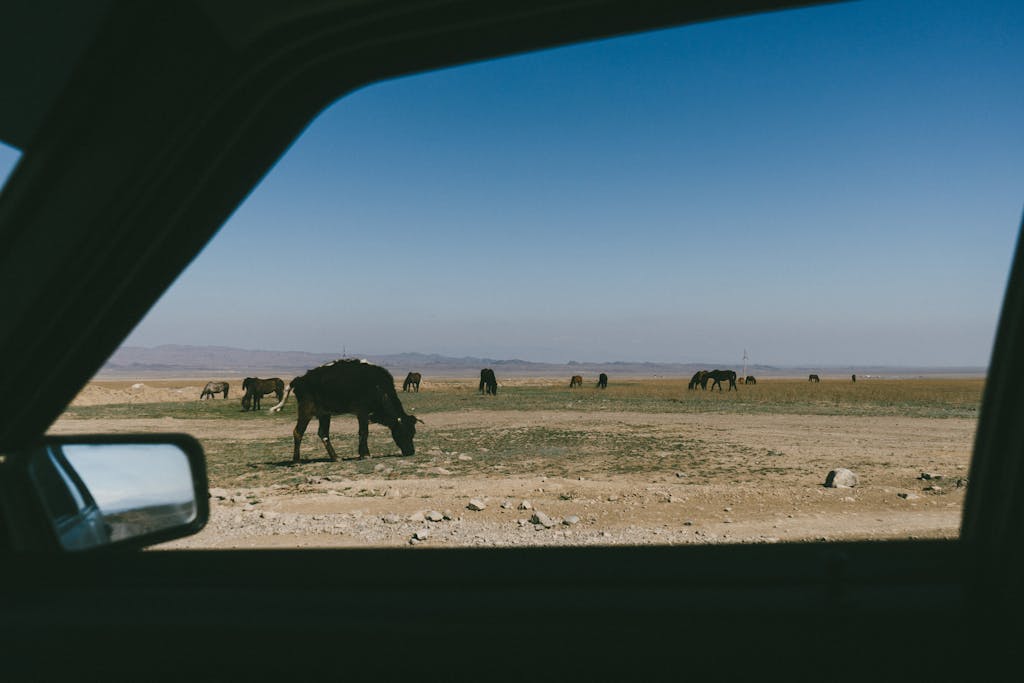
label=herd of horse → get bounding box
[198,362,848,462]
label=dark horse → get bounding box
[200,381,229,400]
[241,377,285,411]
[706,369,737,391]
[745,375,756,385]
[809,374,820,383]
[597,373,608,389]
[569,375,583,388]
[269,359,421,462]
[688,370,709,390]
[402,372,421,392]
[479,368,498,395]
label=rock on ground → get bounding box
[824,468,858,488]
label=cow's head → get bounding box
[390,413,423,457]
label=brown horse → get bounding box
[241,377,285,411]
[479,368,498,395]
[809,374,820,383]
[569,375,583,388]
[402,372,421,392]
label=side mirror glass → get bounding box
[19,434,208,551]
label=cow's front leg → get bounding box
[293,415,311,463]
[317,415,338,461]
[357,413,370,458]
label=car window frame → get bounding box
[0,0,1020,615]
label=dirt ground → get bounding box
[51,377,977,549]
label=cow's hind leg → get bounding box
[357,413,370,458]
[293,414,311,463]
[317,414,338,461]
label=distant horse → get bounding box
[809,374,820,383]
[402,372,421,392]
[569,375,583,388]
[851,374,856,383]
[479,368,498,395]
[706,369,737,391]
[597,373,608,389]
[688,370,709,390]
[200,381,229,400]
[745,376,756,385]
[241,377,285,411]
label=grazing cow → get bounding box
[688,370,709,390]
[199,381,229,400]
[706,369,737,391]
[241,376,285,411]
[402,372,421,392]
[809,374,820,383]
[745,376,756,385]
[569,375,583,388]
[269,359,421,462]
[597,373,608,389]
[479,368,498,395]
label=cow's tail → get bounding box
[268,384,293,413]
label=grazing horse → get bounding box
[479,368,498,395]
[597,373,608,389]
[269,359,421,462]
[402,372,421,392]
[809,374,820,383]
[241,377,285,411]
[199,381,229,400]
[706,369,737,391]
[745,376,756,385]
[569,375,583,388]
[688,370,709,390]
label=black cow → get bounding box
[569,375,583,388]
[269,359,422,462]
[745,376,756,385]
[479,368,498,395]
[688,370,709,390]
[241,376,285,411]
[200,381,229,400]
[402,372,421,392]
[706,369,737,391]
[597,373,608,389]
[809,374,820,383]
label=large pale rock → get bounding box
[467,499,487,511]
[824,468,858,488]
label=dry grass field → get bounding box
[51,376,983,549]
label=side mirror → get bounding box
[2,434,208,551]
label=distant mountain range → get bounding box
[98,345,986,379]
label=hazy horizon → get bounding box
[7,1,1016,368]
[108,343,988,372]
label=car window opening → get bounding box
[49,0,1023,551]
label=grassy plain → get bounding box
[60,377,983,492]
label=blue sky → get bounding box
[6,0,1021,366]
